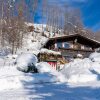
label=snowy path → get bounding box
[0,82,100,100]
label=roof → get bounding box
[44,34,100,48]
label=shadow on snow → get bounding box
[21,73,100,100]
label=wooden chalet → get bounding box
[43,34,100,58]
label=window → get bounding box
[64,42,70,48]
[57,42,71,48]
[57,42,62,48]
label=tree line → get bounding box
[0,0,99,54]
[0,0,38,54]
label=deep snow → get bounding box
[0,52,100,100]
[61,52,100,83]
[0,54,66,91]
[0,24,100,100]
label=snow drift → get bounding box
[61,52,100,83]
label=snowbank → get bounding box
[61,58,96,83]
[16,53,38,72]
[61,52,100,83]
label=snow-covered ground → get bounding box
[0,24,100,100]
[0,52,100,100]
[0,53,66,100]
[1,82,100,100]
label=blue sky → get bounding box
[34,0,100,32]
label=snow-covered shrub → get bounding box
[16,53,38,73]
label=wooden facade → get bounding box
[43,34,100,58]
[38,52,64,70]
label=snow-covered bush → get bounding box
[16,53,38,72]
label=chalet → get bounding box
[43,34,100,59]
